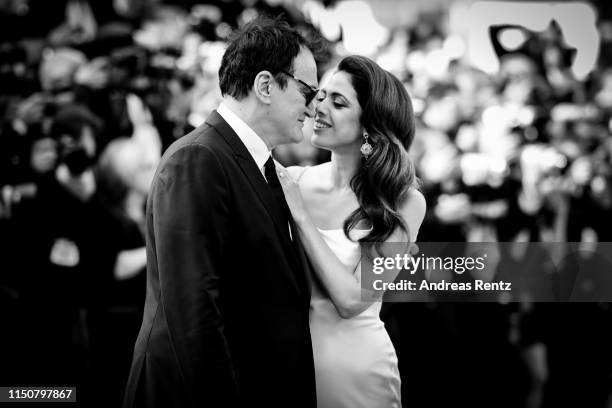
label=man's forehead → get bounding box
[292,47,318,84]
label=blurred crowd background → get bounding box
[1,0,612,407]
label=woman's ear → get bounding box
[254,71,273,104]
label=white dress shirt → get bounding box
[217,102,270,179]
[217,102,293,240]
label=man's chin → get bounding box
[289,132,305,144]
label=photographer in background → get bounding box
[2,102,102,386]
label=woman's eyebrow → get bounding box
[327,90,351,105]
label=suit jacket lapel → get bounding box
[290,218,313,297]
[205,111,306,295]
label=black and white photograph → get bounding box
[1,0,612,407]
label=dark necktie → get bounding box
[264,156,292,241]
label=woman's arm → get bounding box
[276,163,426,318]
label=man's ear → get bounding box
[254,71,273,104]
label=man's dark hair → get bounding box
[219,16,320,99]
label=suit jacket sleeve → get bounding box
[151,143,238,405]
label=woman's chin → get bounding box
[310,134,327,149]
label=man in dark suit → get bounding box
[123,16,322,408]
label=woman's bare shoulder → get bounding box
[288,162,330,185]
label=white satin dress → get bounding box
[309,228,402,408]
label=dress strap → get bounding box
[295,166,310,183]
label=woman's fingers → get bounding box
[274,163,291,189]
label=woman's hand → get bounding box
[274,162,309,224]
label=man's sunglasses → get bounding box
[279,70,320,106]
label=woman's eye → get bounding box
[333,101,345,108]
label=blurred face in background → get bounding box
[39,48,86,92]
[311,71,362,153]
[30,137,58,174]
[595,69,612,109]
[112,140,159,196]
[499,55,538,104]
[422,93,462,132]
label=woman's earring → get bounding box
[360,132,373,159]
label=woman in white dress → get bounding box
[276,55,426,408]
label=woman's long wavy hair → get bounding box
[339,55,418,247]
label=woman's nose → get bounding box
[314,99,327,116]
